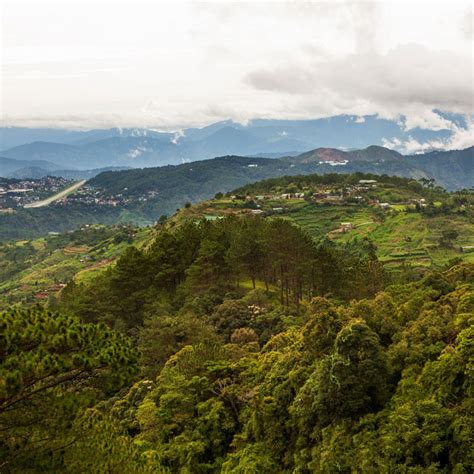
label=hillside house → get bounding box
[34,292,49,300]
[340,222,353,232]
[48,283,67,292]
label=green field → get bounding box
[0,225,153,308]
[285,205,474,267]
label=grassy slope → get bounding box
[0,226,153,308]
[290,205,474,266]
[1,175,472,307]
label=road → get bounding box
[24,180,87,208]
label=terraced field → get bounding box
[176,191,474,269]
[0,226,153,308]
[284,202,376,237]
[287,205,474,267]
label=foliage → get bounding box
[1,173,473,471]
[60,216,385,331]
[0,306,139,472]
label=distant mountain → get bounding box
[1,142,85,168]
[411,148,474,191]
[249,151,301,158]
[1,146,471,240]
[7,166,131,180]
[0,154,132,180]
[1,113,468,169]
[0,126,173,149]
[0,128,85,150]
[0,156,63,176]
[68,128,174,146]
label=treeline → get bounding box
[231,172,431,196]
[60,216,385,330]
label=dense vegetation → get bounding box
[0,171,473,472]
[59,217,385,328]
[1,211,473,472]
[182,172,474,268]
[0,203,126,241]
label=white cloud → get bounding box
[384,118,474,154]
[245,44,473,124]
[127,146,148,159]
[382,137,402,148]
[171,130,185,144]
[1,1,473,131]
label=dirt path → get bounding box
[24,180,87,208]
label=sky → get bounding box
[1,0,473,135]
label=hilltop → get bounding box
[3,172,472,305]
[0,145,472,241]
[168,172,474,268]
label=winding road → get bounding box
[24,180,87,208]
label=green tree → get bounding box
[0,307,139,471]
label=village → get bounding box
[224,179,427,220]
[0,176,70,210]
[44,184,161,208]
[0,176,161,211]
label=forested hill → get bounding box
[2,208,473,471]
[88,155,278,196]
[1,169,474,470]
[89,146,474,198]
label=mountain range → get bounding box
[0,113,466,173]
[89,146,474,205]
[0,156,130,180]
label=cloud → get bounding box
[463,7,474,39]
[2,1,472,134]
[171,130,185,144]
[383,117,474,154]
[400,109,458,132]
[245,44,473,126]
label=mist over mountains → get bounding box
[1,114,472,190]
[0,113,467,170]
[88,146,474,200]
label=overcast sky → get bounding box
[1,0,473,131]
